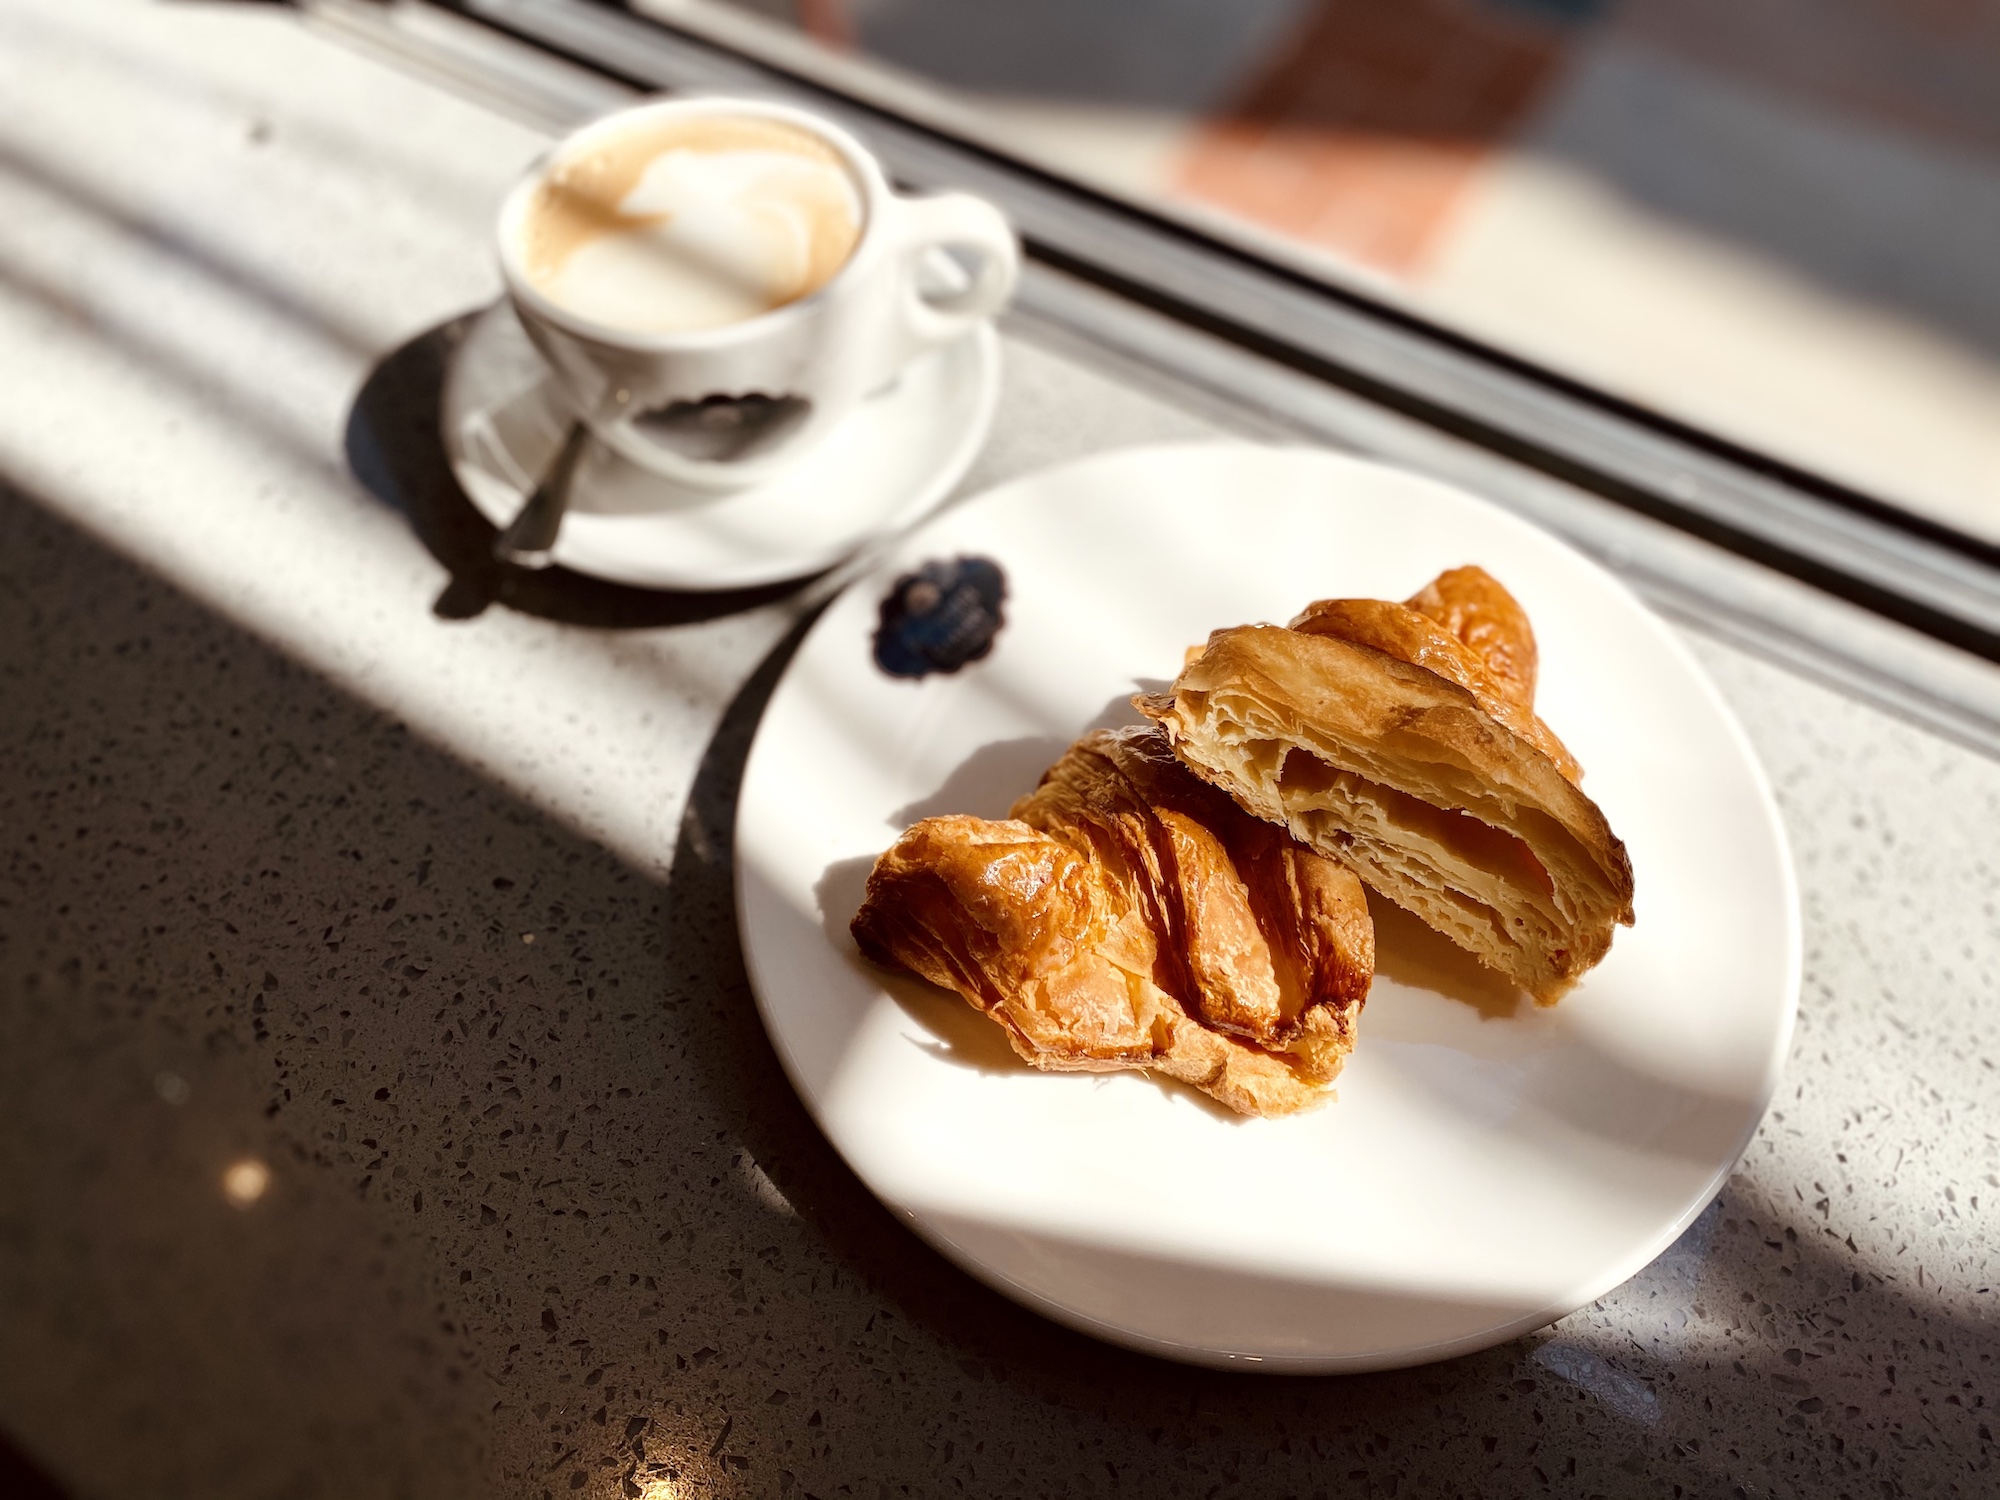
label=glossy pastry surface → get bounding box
[1403,564,1539,712]
[1013,727,1372,1073]
[1290,576,1581,784]
[851,727,1374,1116]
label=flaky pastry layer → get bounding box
[1144,569,1633,1003]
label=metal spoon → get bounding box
[492,419,589,570]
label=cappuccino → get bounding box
[518,115,864,335]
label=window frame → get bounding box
[302,0,2000,749]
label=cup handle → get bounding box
[887,191,1020,354]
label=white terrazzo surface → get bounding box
[0,3,1995,1498]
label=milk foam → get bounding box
[520,117,863,334]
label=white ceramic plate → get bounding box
[734,443,1799,1371]
[441,300,1000,591]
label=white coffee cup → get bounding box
[498,96,1019,493]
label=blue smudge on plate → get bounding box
[872,556,1007,679]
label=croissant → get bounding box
[850,727,1374,1117]
[1142,567,1633,1003]
[1290,566,1581,783]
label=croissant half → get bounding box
[851,727,1375,1117]
[1142,568,1633,1003]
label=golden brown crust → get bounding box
[1289,576,1581,784]
[851,815,1177,1068]
[1138,621,1633,1004]
[1012,727,1372,1063]
[1405,565,1538,712]
[850,727,1375,1117]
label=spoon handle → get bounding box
[493,420,589,570]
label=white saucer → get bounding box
[439,301,1001,591]
[734,443,1800,1372]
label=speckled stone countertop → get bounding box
[2,4,1997,1498]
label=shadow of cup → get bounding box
[343,310,804,626]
